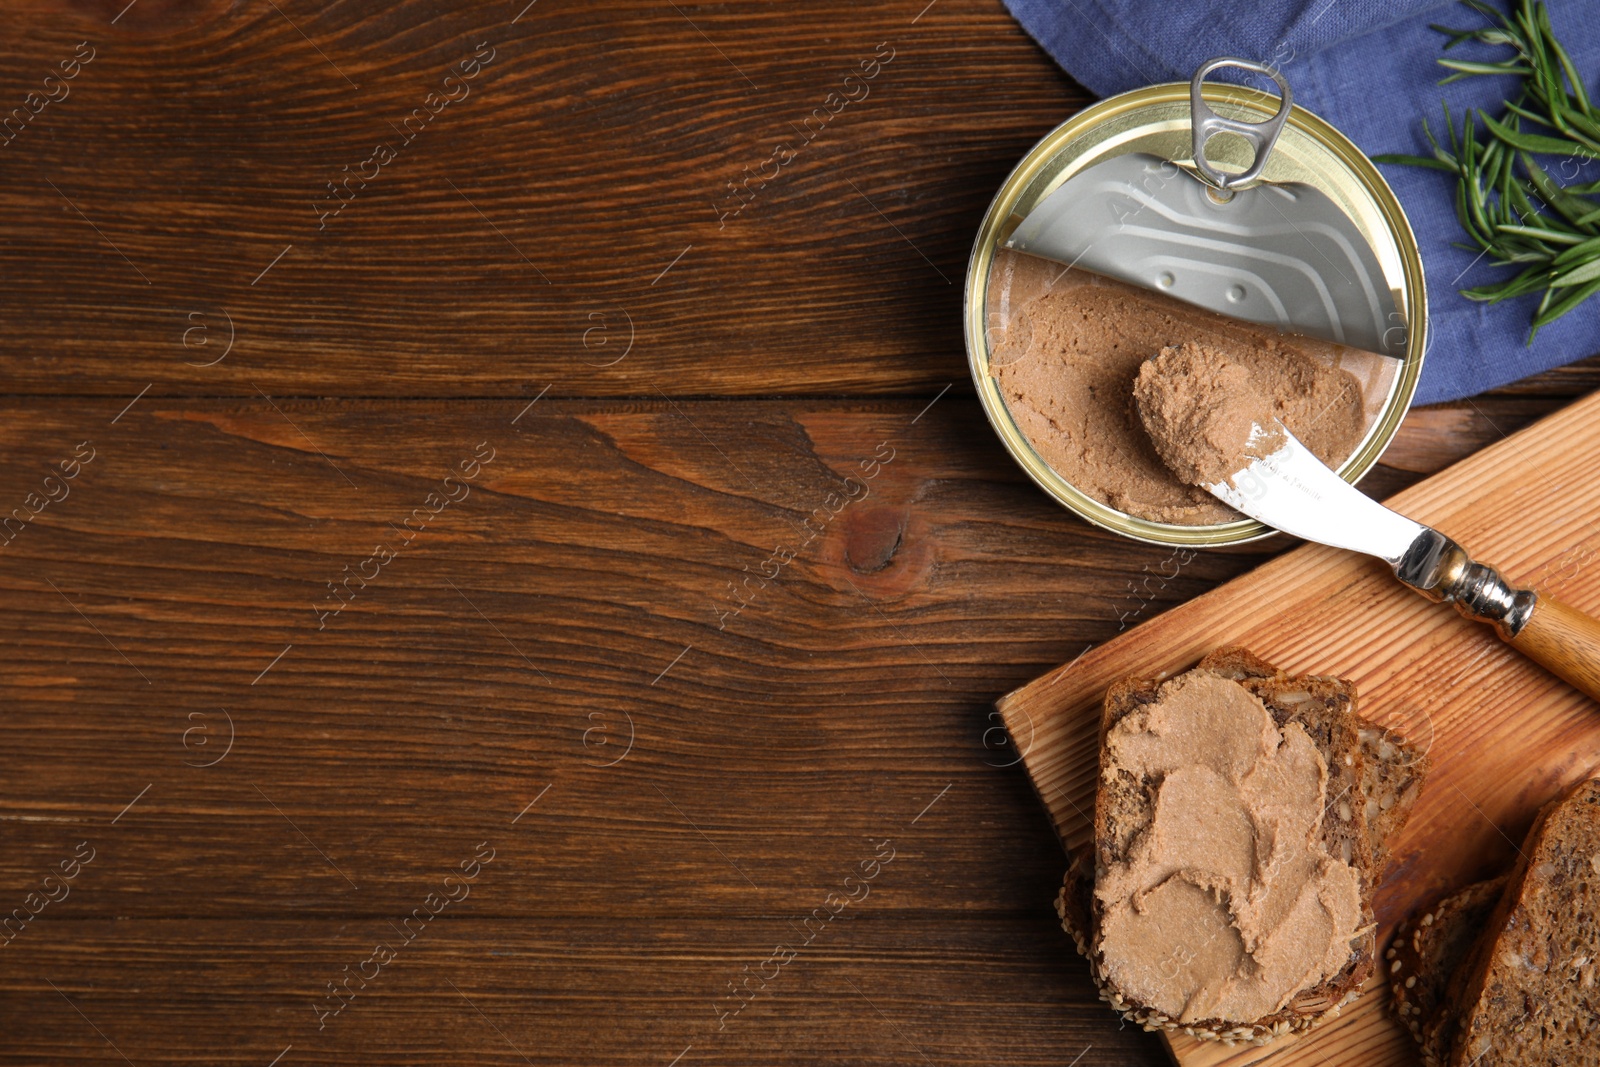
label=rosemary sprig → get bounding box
[1373,0,1600,341]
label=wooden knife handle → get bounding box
[1401,537,1600,703]
[1509,594,1600,704]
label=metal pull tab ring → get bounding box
[1190,57,1292,191]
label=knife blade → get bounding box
[1208,422,1600,703]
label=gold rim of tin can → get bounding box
[964,82,1428,548]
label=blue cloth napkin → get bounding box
[1000,0,1600,404]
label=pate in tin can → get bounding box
[965,61,1427,548]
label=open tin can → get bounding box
[965,61,1427,547]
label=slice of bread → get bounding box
[1445,778,1600,1067]
[1388,875,1510,1067]
[1061,647,1428,1045]
[1359,721,1430,875]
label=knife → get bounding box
[1208,423,1600,702]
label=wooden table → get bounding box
[1,2,1594,1064]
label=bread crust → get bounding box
[1388,875,1510,1067]
[1444,778,1600,1067]
[1067,647,1427,1045]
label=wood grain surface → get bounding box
[0,0,1081,398]
[999,390,1600,1067]
[0,1,1596,1065]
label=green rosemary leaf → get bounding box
[1443,99,1462,156]
[1506,177,1546,229]
[1543,4,1591,112]
[1513,1,1540,50]
[1531,107,1600,154]
[1527,10,1562,104]
[1455,180,1483,245]
[1417,115,1452,164]
[1551,235,1600,262]
[1433,25,1481,51]
[1482,129,1506,174]
[1462,267,1547,302]
[1547,257,1600,287]
[1438,59,1534,79]
[1522,154,1600,231]
[1498,223,1585,246]
[1462,133,1497,236]
[1534,275,1600,326]
[1482,111,1593,155]
[1537,286,1556,318]
[1496,137,1519,203]
[1371,153,1458,171]
[1502,98,1561,130]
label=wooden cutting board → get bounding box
[997,389,1600,1067]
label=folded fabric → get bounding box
[1000,0,1600,403]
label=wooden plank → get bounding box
[0,917,1155,1066]
[0,0,1082,398]
[998,390,1600,1066]
[0,396,1285,922]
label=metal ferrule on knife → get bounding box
[1394,530,1538,639]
